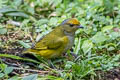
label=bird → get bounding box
[23,18,83,59]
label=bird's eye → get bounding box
[69,24,74,27]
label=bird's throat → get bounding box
[64,30,75,36]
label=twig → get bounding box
[13,67,49,74]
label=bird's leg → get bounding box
[48,60,56,69]
[69,48,78,58]
[70,52,78,58]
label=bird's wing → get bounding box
[34,35,68,50]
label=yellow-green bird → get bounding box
[23,18,83,59]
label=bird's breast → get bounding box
[64,35,74,52]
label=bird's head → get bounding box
[60,18,83,34]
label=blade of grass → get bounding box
[0,54,40,64]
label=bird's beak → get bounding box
[77,25,84,28]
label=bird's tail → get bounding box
[23,49,37,54]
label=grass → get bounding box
[0,0,120,80]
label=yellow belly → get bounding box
[25,47,64,59]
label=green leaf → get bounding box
[101,25,113,32]
[49,18,58,26]
[22,74,38,80]
[0,28,7,34]
[110,32,120,39]
[12,0,22,7]
[107,46,115,51]
[37,19,48,25]
[65,61,75,69]
[8,76,20,80]
[103,0,114,12]
[38,75,64,80]
[74,37,81,54]
[0,54,40,64]
[0,63,7,72]
[18,40,31,48]
[6,12,29,18]
[91,32,109,43]
[0,73,4,78]
[0,7,17,13]
[81,40,93,54]
[4,67,14,74]
[53,0,62,6]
